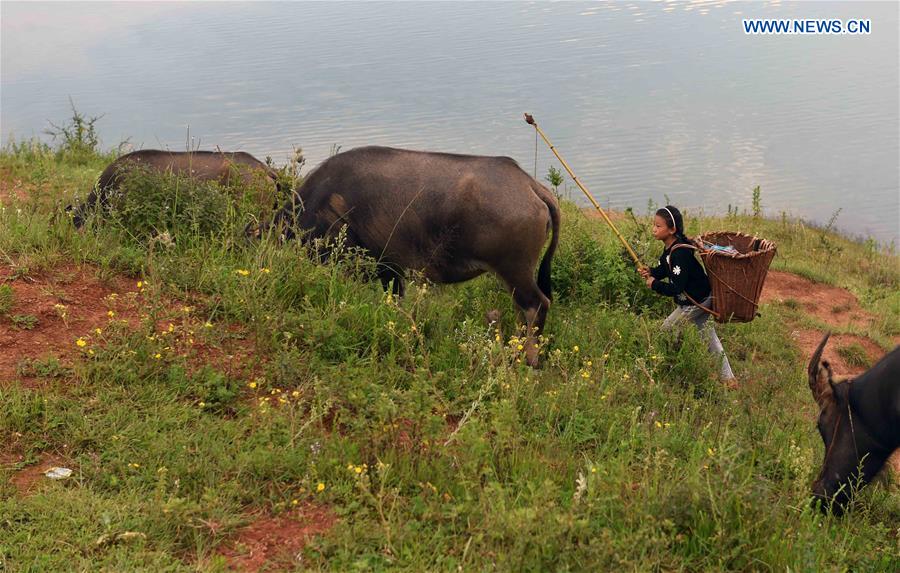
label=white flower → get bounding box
[672,265,681,275]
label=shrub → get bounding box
[101,167,229,239]
[44,98,103,166]
[551,209,663,312]
[85,159,283,243]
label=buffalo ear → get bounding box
[829,375,853,402]
[808,332,834,409]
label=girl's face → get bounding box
[652,215,675,241]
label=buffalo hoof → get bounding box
[525,344,540,368]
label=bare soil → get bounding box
[0,263,262,386]
[2,452,70,496]
[0,264,141,385]
[0,167,30,203]
[761,270,873,331]
[217,504,337,572]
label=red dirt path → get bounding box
[760,270,888,374]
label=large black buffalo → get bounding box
[807,332,900,513]
[256,146,560,366]
[69,150,282,227]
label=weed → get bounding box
[837,343,870,369]
[545,165,565,201]
[17,356,71,379]
[752,185,762,218]
[44,98,103,165]
[818,208,844,264]
[10,313,38,330]
[0,283,13,314]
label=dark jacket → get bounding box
[650,240,711,306]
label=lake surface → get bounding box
[2,1,898,244]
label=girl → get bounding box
[639,206,736,384]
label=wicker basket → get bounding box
[695,231,777,323]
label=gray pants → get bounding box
[662,296,735,381]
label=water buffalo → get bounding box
[69,150,282,227]
[808,333,900,513]
[257,146,560,366]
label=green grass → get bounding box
[0,132,898,571]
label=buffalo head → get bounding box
[244,208,297,242]
[807,333,894,514]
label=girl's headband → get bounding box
[663,207,678,233]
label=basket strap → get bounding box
[682,292,720,318]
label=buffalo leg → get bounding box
[505,273,550,367]
[377,264,405,297]
[70,188,102,228]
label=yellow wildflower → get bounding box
[573,345,579,353]
[204,322,213,328]
[107,310,115,318]
[75,338,87,347]
[655,421,663,428]
[94,328,102,335]
[154,353,161,359]
[316,482,325,492]
[136,281,143,288]
[199,401,206,408]
[248,381,257,389]
[261,268,271,274]
[236,269,250,276]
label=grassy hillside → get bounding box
[1,126,898,571]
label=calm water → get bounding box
[2,1,898,244]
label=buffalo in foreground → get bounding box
[256,146,560,366]
[807,332,900,513]
[69,149,282,228]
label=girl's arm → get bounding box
[649,264,667,279]
[650,250,691,296]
